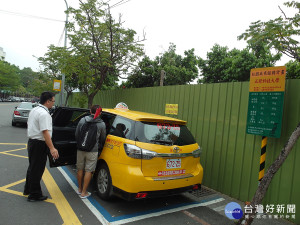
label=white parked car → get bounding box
[11,102,37,126]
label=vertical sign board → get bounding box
[53,80,62,91]
[246,66,286,138]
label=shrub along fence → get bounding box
[68,79,300,224]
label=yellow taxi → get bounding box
[51,103,203,200]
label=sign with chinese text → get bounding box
[165,104,178,115]
[53,80,62,91]
[246,66,286,138]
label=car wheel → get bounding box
[95,163,113,200]
[12,121,16,126]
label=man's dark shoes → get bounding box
[27,195,48,202]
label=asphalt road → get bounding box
[0,102,294,225]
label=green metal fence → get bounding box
[68,79,300,223]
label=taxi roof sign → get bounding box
[115,102,128,110]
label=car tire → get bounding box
[12,121,16,126]
[95,163,113,200]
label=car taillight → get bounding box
[123,143,157,159]
[135,193,148,199]
[192,146,202,158]
[192,184,200,190]
[14,110,21,116]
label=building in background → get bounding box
[0,47,6,60]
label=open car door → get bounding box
[49,107,89,167]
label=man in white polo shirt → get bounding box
[24,91,59,202]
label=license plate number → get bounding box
[166,159,181,169]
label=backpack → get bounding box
[77,118,100,152]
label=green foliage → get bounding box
[124,43,198,88]
[0,61,20,91]
[19,67,35,88]
[38,45,81,105]
[27,72,56,97]
[238,1,300,62]
[0,59,56,97]
[65,0,144,106]
[73,93,88,108]
[198,44,280,83]
[286,60,300,78]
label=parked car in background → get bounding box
[11,102,37,126]
[49,103,203,201]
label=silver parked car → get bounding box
[12,102,37,126]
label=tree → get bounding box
[286,60,300,78]
[38,45,80,105]
[27,72,54,97]
[19,67,35,88]
[237,123,300,225]
[124,43,199,88]
[161,44,198,85]
[238,1,300,62]
[0,61,20,91]
[123,56,157,88]
[198,43,280,83]
[66,0,144,107]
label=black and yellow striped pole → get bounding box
[259,136,267,181]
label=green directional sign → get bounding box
[246,92,284,138]
[246,66,286,138]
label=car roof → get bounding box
[103,108,186,125]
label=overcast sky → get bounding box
[0,0,295,72]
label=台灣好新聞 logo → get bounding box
[225,202,243,219]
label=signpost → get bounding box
[246,66,286,181]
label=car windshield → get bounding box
[18,102,36,109]
[135,121,196,146]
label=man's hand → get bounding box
[43,130,59,159]
[50,148,59,159]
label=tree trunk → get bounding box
[237,122,300,225]
[87,92,97,109]
[64,91,72,106]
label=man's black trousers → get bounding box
[24,139,48,198]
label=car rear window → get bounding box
[135,121,196,146]
[19,102,36,109]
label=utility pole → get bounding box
[60,0,68,106]
[160,70,166,86]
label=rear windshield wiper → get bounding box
[150,140,173,145]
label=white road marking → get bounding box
[57,167,225,225]
[57,167,110,225]
[213,205,226,212]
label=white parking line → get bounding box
[58,166,225,225]
[213,205,226,212]
[57,167,109,225]
[111,198,225,225]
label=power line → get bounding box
[109,0,132,9]
[57,26,66,46]
[0,9,64,22]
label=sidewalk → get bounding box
[188,186,296,225]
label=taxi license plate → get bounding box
[166,159,181,169]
